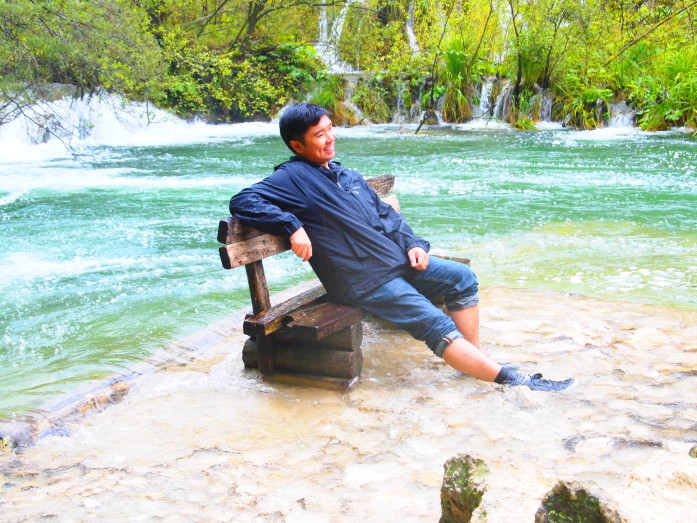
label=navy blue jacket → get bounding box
[229,157,430,304]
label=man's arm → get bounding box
[229,169,305,238]
[229,169,313,261]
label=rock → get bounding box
[535,480,627,522]
[440,454,488,523]
[690,445,697,459]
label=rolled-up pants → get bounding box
[351,256,479,357]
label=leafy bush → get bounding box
[159,41,321,122]
[351,76,393,123]
[554,72,614,129]
[630,48,697,130]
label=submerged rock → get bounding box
[440,454,488,523]
[535,480,627,522]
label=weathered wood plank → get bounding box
[242,336,362,379]
[243,284,328,336]
[367,174,395,196]
[275,322,363,351]
[218,235,291,269]
[256,335,276,375]
[217,217,266,244]
[286,303,364,341]
[244,260,271,314]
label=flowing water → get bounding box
[1,102,696,521]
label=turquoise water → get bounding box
[1,122,696,418]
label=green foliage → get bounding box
[351,76,393,123]
[159,41,321,122]
[554,67,615,129]
[0,0,165,100]
[306,74,361,125]
[628,48,697,131]
[2,0,696,129]
[439,42,473,123]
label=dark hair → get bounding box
[279,103,330,153]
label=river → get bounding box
[1,98,696,521]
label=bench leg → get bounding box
[241,323,363,385]
[256,335,276,375]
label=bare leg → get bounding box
[443,305,500,381]
[447,305,479,348]
[442,338,501,381]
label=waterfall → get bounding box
[472,77,495,118]
[538,90,553,122]
[607,101,636,128]
[316,1,362,73]
[0,89,277,155]
[405,0,419,56]
[392,79,425,124]
[492,80,514,122]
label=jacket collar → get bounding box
[275,156,342,172]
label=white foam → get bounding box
[535,121,564,130]
[0,252,137,285]
[0,167,253,200]
[453,118,512,130]
[568,126,645,140]
[0,93,278,155]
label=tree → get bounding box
[0,0,165,124]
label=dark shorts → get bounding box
[351,256,479,357]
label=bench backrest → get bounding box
[218,174,399,270]
[218,174,399,316]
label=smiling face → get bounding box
[290,114,336,167]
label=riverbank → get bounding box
[2,285,696,522]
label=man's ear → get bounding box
[289,139,304,155]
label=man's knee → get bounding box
[443,263,478,310]
[432,329,464,358]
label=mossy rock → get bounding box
[535,481,627,523]
[440,454,489,523]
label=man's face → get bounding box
[290,114,336,167]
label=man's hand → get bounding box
[408,247,429,270]
[290,227,312,261]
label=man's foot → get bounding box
[495,365,574,392]
[520,373,574,391]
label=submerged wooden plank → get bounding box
[242,333,363,380]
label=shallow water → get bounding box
[1,111,696,418]
[1,286,696,521]
[1,104,697,520]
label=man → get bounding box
[229,103,573,391]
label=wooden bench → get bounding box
[218,174,469,389]
[218,175,399,389]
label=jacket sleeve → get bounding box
[361,175,431,254]
[229,168,305,237]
